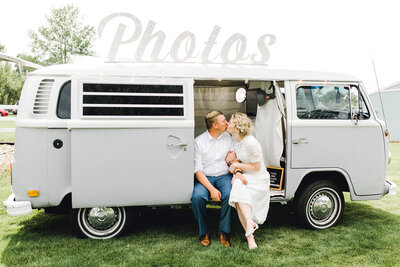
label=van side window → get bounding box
[56,81,71,119]
[350,86,370,119]
[296,85,351,119]
[82,83,184,117]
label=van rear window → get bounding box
[83,84,183,94]
[57,81,71,119]
[82,83,184,117]
[83,107,183,116]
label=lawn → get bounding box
[0,117,15,142]
[0,121,15,128]
[0,144,399,266]
[0,132,14,143]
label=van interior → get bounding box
[193,80,286,183]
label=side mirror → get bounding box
[351,110,359,125]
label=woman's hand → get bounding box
[230,161,261,173]
[233,173,247,185]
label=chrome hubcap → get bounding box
[87,207,117,230]
[306,187,341,228]
[311,194,333,220]
[80,207,124,237]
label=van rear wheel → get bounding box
[294,180,344,229]
[72,207,127,239]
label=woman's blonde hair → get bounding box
[230,112,253,137]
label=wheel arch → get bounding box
[295,169,351,197]
[45,193,72,214]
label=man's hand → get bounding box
[210,188,222,202]
[225,151,237,165]
[195,171,222,202]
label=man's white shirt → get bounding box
[194,131,233,177]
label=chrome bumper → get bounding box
[3,193,32,216]
[383,179,397,196]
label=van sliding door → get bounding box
[70,77,194,208]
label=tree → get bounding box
[0,63,24,104]
[0,44,24,104]
[28,5,96,65]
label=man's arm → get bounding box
[195,171,221,202]
[225,150,237,165]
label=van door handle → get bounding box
[167,143,188,147]
[292,138,308,144]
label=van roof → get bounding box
[29,61,360,82]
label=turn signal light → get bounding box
[28,190,39,197]
[10,163,12,185]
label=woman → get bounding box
[226,112,270,249]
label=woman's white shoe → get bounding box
[245,218,259,237]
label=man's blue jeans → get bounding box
[191,174,232,236]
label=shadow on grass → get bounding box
[1,202,400,266]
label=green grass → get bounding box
[0,132,14,142]
[1,144,400,266]
[0,121,15,128]
[0,118,15,142]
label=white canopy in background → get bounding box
[0,52,42,78]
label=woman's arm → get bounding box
[230,161,261,173]
[230,136,263,173]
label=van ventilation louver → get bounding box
[33,79,54,114]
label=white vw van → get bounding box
[3,61,396,239]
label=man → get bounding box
[192,110,235,247]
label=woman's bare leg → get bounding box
[235,203,247,230]
[237,202,258,249]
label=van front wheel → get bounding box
[294,180,344,229]
[72,207,127,239]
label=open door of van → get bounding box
[69,77,194,208]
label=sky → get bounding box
[1,0,400,92]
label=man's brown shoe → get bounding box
[219,233,231,247]
[200,234,210,246]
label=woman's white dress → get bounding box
[229,135,270,224]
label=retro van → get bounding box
[4,61,396,239]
